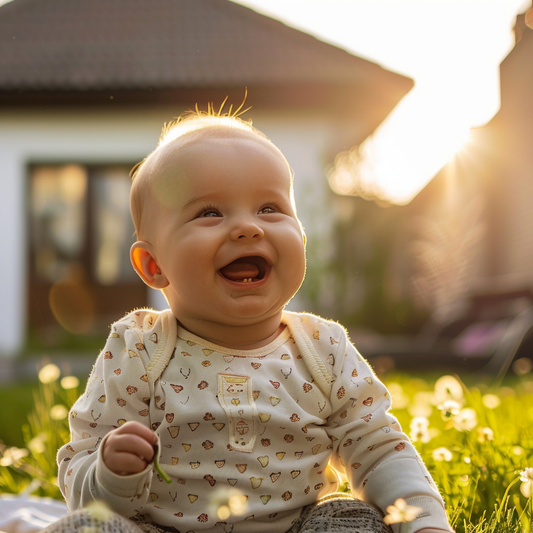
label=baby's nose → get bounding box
[229,218,265,241]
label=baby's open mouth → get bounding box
[219,256,268,283]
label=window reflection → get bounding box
[31,165,87,283]
[30,164,136,285]
[93,167,137,285]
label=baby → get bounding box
[55,110,453,533]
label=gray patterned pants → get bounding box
[42,493,392,533]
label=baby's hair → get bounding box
[130,93,265,182]
[129,93,284,238]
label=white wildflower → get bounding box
[432,447,453,462]
[50,404,69,420]
[520,468,533,498]
[453,408,478,432]
[481,394,501,409]
[383,498,421,524]
[61,376,80,390]
[477,426,494,443]
[438,399,461,421]
[434,375,464,404]
[0,446,29,466]
[409,416,431,443]
[38,363,61,384]
[28,433,47,454]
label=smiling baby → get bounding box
[53,111,453,533]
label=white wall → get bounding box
[0,105,343,356]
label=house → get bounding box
[395,11,533,325]
[0,0,412,357]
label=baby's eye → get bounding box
[259,206,277,214]
[202,210,221,218]
[195,205,222,218]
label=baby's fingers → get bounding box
[114,421,156,444]
[103,432,155,475]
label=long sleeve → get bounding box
[313,319,452,533]
[57,311,160,517]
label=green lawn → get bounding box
[0,381,39,447]
[1,367,532,532]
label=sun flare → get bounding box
[328,83,475,205]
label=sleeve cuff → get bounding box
[389,496,453,533]
[94,433,153,499]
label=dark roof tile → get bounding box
[0,0,411,93]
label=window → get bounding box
[28,163,147,349]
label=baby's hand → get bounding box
[102,421,156,476]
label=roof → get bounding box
[0,0,411,91]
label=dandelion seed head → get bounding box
[513,446,524,456]
[481,394,501,409]
[38,363,61,384]
[464,457,471,463]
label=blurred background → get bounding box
[1,0,533,385]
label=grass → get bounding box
[1,365,532,532]
[0,381,38,447]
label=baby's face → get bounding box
[141,129,306,330]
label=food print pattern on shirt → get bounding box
[145,327,340,526]
[58,310,432,533]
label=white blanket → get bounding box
[0,495,68,533]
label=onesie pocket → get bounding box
[217,373,259,453]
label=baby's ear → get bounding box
[130,242,169,289]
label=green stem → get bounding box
[153,450,172,484]
[495,476,520,524]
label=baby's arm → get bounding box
[320,322,453,533]
[57,313,156,514]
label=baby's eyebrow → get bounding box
[182,194,212,211]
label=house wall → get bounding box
[403,21,533,323]
[493,25,533,288]
[0,105,346,356]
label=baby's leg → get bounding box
[291,492,392,533]
[41,506,145,533]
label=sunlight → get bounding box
[328,83,474,204]
[231,0,531,205]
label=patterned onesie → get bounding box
[57,309,451,533]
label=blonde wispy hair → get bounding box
[130,93,261,182]
[129,94,287,238]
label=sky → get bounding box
[231,0,532,204]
